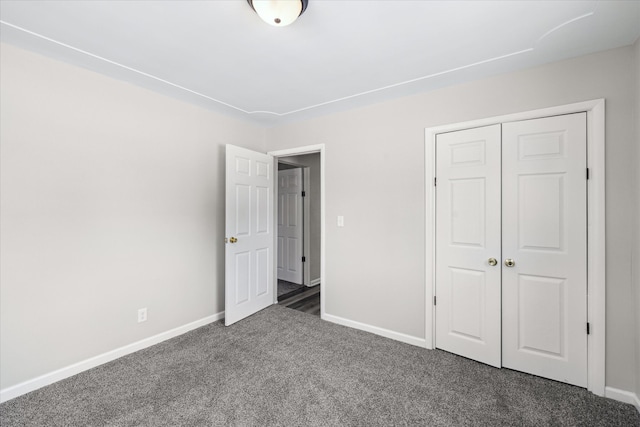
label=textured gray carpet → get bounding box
[1,305,639,426]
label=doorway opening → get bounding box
[276,158,318,314]
[269,145,325,318]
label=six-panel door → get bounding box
[225,144,274,326]
[277,168,304,284]
[435,113,588,387]
[435,124,502,368]
[502,113,587,387]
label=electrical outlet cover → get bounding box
[138,308,147,323]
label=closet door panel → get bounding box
[435,125,502,368]
[502,113,587,387]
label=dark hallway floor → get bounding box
[278,280,320,316]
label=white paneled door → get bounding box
[435,113,587,387]
[277,168,304,284]
[435,125,502,367]
[225,145,274,326]
[502,113,587,387]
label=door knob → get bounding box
[488,258,498,266]
[229,237,238,243]
[504,258,515,267]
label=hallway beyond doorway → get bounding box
[278,281,320,316]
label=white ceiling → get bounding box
[1,1,639,127]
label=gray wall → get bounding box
[2,40,639,397]
[0,43,265,389]
[265,45,639,392]
[279,154,321,282]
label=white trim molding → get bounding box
[308,278,322,287]
[604,387,640,414]
[303,166,312,287]
[425,99,606,396]
[0,311,224,403]
[323,313,427,348]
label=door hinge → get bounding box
[434,177,437,187]
[302,256,306,262]
[586,168,590,180]
[586,322,590,335]
[433,296,437,306]
[302,191,306,197]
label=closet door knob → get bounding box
[488,258,498,266]
[504,258,515,267]
[229,237,238,243]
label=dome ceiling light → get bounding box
[247,0,308,27]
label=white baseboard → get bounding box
[322,313,426,348]
[605,386,640,413]
[307,278,321,287]
[0,311,224,404]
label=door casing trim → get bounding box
[424,99,606,396]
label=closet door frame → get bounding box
[425,99,606,396]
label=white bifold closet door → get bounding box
[435,124,502,368]
[435,113,588,387]
[501,114,587,387]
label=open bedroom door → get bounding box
[225,144,275,326]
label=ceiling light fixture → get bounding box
[247,0,308,27]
